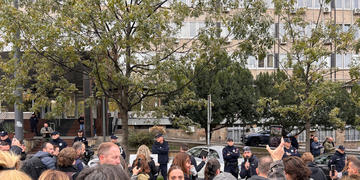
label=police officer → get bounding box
[74,130,88,148]
[283,137,300,159]
[110,135,126,160]
[50,131,67,151]
[329,145,346,173]
[152,133,169,180]
[222,138,240,179]
[240,146,259,179]
[0,131,11,146]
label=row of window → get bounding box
[297,127,360,142]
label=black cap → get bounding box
[0,131,8,137]
[338,145,345,151]
[155,133,163,138]
[284,138,291,143]
[227,138,233,142]
[110,135,118,139]
[51,131,59,136]
[243,146,251,152]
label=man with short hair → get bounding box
[248,156,273,180]
[40,122,54,139]
[311,136,323,157]
[223,138,240,179]
[152,133,169,180]
[97,142,127,169]
[0,131,11,146]
[33,142,56,170]
[347,158,360,176]
[283,138,300,159]
[240,146,259,179]
[50,131,67,151]
[110,135,126,160]
[323,137,335,154]
[73,141,86,172]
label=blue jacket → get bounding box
[152,141,169,164]
[282,146,300,159]
[329,151,346,172]
[311,141,323,156]
[240,155,259,179]
[222,145,240,163]
[34,151,56,170]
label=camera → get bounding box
[82,148,94,165]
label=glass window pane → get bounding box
[267,54,274,67]
[315,0,320,8]
[336,54,343,68]
[344,54,351,68]
[345,0,351,8]
[336,0,343,8]
[247,56,256,69]
[354,0,359,8]
[258,58,265,67]
[307,0,313,8]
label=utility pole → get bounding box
[13,0,24,141]
[207,94,211,145]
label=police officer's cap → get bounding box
[0,131,8,137]
[51,131,60,136]
[284,138,291,143]
[110,135,118,139]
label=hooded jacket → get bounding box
[307,162,327,180]
[33,151,56,170]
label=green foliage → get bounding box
[128,131,155,148]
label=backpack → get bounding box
[21,156,47,180]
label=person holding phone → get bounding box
[180,145,206,180]
[131,154,151,180]
[240,146,259,179]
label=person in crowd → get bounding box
[53,145,60,157]
[301,152,327,180]
[329,145,347,173]
[152,133,169,180]
[77,164,130,180]
[38,170,70,180]
[73,141,86,172]
[290,135,299,150]
[172,152,192,180]
[40,122,54,140]
[9,138,26,160]
[0,140,10,151]
[222,138,240,179]
[340,174,360,180]
[310,134,314,153]
[78,115,85,131]
[347,158,360,176]
[323,137,335,154]
[93,142,127,170]
[30,113,40,136]
[0,131,11,146]
[248,156,273,180]
[180,144,206,180]
[331,156,360,179]
[73,130,88,148]
[168,165,185,180]
[0,151,32,180]
[50,131,67,151]
[204,158,236,180]
[136,144,158,180]
[310,136,323,157]
[110,135,126,160]
[131,154,151,180]
[56,147,78,180]
[33,142,56,170]
[283,137,300,159]
[240,146,259,179]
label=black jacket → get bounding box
[223,145,240,163]
[50,138,68,151]
[57,165,78,180]
[148,158,158,180]
[190,155,205,172]
[151,141,169,164]
[307,162,327,180]
[329,151,346,172]
[73,136,88,148]
[240,155,259,179]
[290,136,299,149]
[30,116,38,125]
[282,146,300,159]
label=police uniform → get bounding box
[74,136,89,148]
[222,143,240,178]
[282,146,300,159]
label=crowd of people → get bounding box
[0,125,360,180]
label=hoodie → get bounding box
[33,151,56,170]
[307,162,327,180]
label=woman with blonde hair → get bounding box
[0,150,31,180]
[38,170,69,180]
[136,145,158,180]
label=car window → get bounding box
[188,148,202,157]
[208,149,219,159]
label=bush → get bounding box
[128,131,155,148]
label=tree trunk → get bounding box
[118,89,129,162]
[305,119,311,152]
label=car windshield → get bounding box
[188,148,202,157]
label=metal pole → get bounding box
[14,0,23,141]
[207,94,211,146]
[102,96,106,142]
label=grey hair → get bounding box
[76,164,130,180]
[72,141,84,151]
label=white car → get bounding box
[168,145,244,179]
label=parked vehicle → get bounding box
[243,130,270,146]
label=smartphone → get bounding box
[137,158,141,168]
[331,165,336,176]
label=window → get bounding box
[354,0,360,8]
[336,0,343,8]
[345,0,351,9]
[258,58,265,68]
[267,54,274,67]
[297,0,307,7]
[247,56,256,69]
[317,129,336,142]
[314,0,320,8]
[345,127,360,141]
[344,54,351,69]
[307,0,313,8]
[336,54,343,68]
[264,0,274,8]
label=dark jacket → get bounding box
[4,138,11,146]
[57,165,78,180]
[240,155,259,179]
[329,151,346,172]
[10,145,26,160]
[223,145,240,163]
[148,158,158,180]
[310,138,314,152]
[78,116,84,125]
[33,151,56,170]
[73,136,88,148]
[311,141,323,157]
[290,136,299,149]
[282,146,300,159]
[307,162,327,180]
[151,141,169,164]
[50,138,67,151]
[115,142,126,160]
[30,116,38,125]
[190,155,205,172]
[248,175,268,180]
